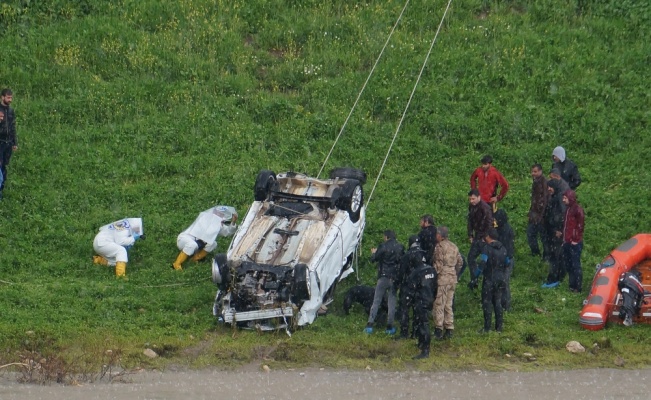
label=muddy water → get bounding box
[0,367,649,399]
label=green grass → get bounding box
[0,0,650,376]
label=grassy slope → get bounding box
[0,0,650,372]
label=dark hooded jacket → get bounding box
[494,209,514,259]
[544,179,566,235]
[562,190,584,243]
[552,159,581,190]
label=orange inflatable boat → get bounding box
[580,233,651,330]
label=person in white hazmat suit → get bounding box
[172,205,237,270]
[92,218,144,277]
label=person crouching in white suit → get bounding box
[172,205,237,270]
[93,218,144,277]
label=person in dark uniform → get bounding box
[469,228,508,333]
[365,230,404,335]
[396,235,426,340]
[494,209,514,311]
[404,251,437,359]
[418,214,437,265]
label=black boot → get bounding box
[444,329,453,339]
[434,328,444,340]
[412,350,429,360]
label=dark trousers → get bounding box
[398,287,411,337]
[482,278,505,331]
[501,258,514,311]
[526,222,545,255]
[564,242,583,291]
[467,238,484,277]
[0,142,13,190]
[544,234,566,284]
[413,304,431,352]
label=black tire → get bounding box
[292,264,310,303]
[254,170,276,201]
[211,253,229,288]
[329,167,367,185]
[336,180,363,223]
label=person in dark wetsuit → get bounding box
[404,252,437,359]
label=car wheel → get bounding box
[292,263,310,303]
[337,180,363,223]
[212,253,229,288]
[254,170,277,201]
[329,167,367,185]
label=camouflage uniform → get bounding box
[433,238,463,331]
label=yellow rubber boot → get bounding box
[93,255,109,266]
[191,249,209,262]
[172,252,189,270]
[115,262,127,277]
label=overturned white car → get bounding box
[212,168,367,330]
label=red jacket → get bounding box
[563,190,584,243]
[470,166,509,203]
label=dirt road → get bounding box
[1,367,648,399]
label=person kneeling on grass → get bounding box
[172,205,238,270]
[92,218,144,277]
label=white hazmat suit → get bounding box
[92,218,143,277]
[172,206,237,270]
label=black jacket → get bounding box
[404,263,437,310]
[552,159,581,190]
[397,243,426,288]
[494,209,514,258]
[544,180,566,235]
[0,103,17,145]
[418,225,437,264]
[371,238,404,280]
[479,240,508,283]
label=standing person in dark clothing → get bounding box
[494,209,514,311]
[527,164,548,257]
[541,179,567,288]
[562,190,585,293]
[552,146,581,190]
[470,155,510,206]
[396,235,425,340]
[0,88,18,199]
[365,230,404,335]
[549,168,570,195]
[469,229,508,333]
[418,215,437,265]
[403,251,437,359]
[467,189,493,281]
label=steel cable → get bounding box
[317,0,412,179]
[365,0,454,207]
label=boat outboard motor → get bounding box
[617,271,645,327]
